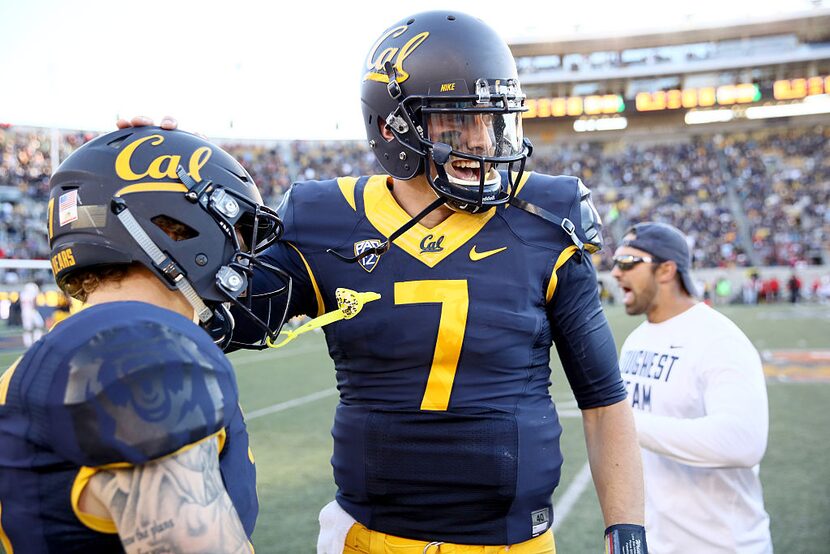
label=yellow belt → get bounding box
[344,522,556,554]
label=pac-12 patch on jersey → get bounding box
[355,239,383,272]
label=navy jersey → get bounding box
[242,172,625,544]
[0,302,257,553]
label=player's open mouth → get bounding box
[621,286,634,305]
[450,159,482,182]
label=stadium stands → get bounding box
[1,123,827,274]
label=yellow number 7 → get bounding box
[394,280,469,411]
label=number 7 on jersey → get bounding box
[394,280,469,411]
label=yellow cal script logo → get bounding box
[364,25,429,84]
[115,134,212,182]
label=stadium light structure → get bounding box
[745,95,830,119]
[684,109,735,125]
[573,117,628,132]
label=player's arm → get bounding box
[40,323,253,547]
[546,252,646,549]
[633,337,768,468]
[80,438,250,554]
[230,186,320,349]
[582,399,644,526]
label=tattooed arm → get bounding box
[79,437,251,554]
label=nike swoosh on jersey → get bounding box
[469,245,507,261]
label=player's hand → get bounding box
[115,115,178,130]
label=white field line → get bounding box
[552,461,593,532]
[246,388,338,420]
[230,344,325,367]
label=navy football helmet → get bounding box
[361,11,532,213]
[48,127,291,349]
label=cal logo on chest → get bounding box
[419,234,445,254]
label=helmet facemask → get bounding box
[387,76,532,213]
[175,169,292,349]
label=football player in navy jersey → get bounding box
[121,11,647,553]
[0,128,290,553]
[253,12,647,553]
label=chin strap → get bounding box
[327,196,446,264]
[111,197,213,323]
[266,288,381,348]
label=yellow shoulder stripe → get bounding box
[505,171,533,207]
[337,177,358,212]
[286,242,325,317]
[546,245,579,303]
[0,500,13,553]
[0,357,21,406]
[71,429,228,534]
[70,467,119,534]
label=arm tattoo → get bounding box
[89,438,251,554]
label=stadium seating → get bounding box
[1,124,827,272]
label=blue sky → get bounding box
[0,0,822,139]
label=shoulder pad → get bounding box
[276,184,298,242]
[509,173,604,252]
[54,320,237,466]
[277,178,357,245]
[576,179,604,253]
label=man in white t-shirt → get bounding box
[19,281,44,347]
[611,222,772,554]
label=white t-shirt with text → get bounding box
[620,302,772,553]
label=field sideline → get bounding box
[1,303,828,553]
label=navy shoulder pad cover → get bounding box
[278,178,346,245]
[510,172,604,252]
[44,315,237,466]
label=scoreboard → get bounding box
[524,75,830,119]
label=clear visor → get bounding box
[426,110,524,159]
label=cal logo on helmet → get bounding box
[114,133,213,185]
[363,25,429,84]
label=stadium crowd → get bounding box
[1,123,827,273]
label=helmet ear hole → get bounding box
[378,118,394,142]
[151,215,199,241]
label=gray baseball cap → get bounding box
[622,222,698,297]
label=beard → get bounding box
[624,278,658,316]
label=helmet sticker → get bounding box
[58,190,79,226]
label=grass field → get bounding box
[1,303,829,553]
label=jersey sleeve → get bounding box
[633,336,769,467]
[229,184,322,347]
[43,322,239,467]
[546,252,627,409]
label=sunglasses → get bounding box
[612,254,661,271]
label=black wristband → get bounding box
[604,523,647,554]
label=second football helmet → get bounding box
[48,127,291,348]
[361,11,532,213]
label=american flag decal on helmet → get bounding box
[355,239,383,273]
